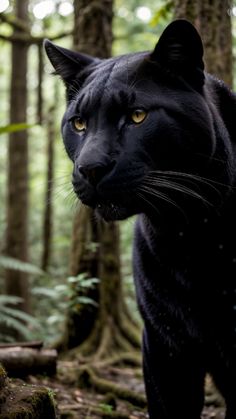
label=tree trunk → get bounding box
[5,0,30,315]
[59,0,141,356]
[37,44,43,125]
[174,0,233,86]
[73,0,113,57]
[41,98,56,271]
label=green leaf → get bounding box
[78,278,100,288]
[74,296,98,307]
[31,287,57,298]
[0,256,45,275]
[0,123,35,135]
[0,295,23,305]
[0,306,41,329]
[0,313,32,339]
[99,404,114,413]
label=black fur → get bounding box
[45,20,236,418]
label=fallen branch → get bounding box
[0,347,57,377]
[0,340,43,349]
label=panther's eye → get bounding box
[131,109,147,124]
[73,117,87,132]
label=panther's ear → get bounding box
[150,19,204,85]
[44,40,95,83]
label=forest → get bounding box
[0,0,236,418]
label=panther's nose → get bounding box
[78,161,116,186]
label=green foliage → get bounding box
[150,0,174,27]
[0,257,44,342]
[113,0,173,55]
[34,274,99,311]
[0,295,41,342]
[99,403,114,414]
[0,255,45,276]
[32,274,100,343]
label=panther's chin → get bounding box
[77,190,139,221]
[95,202,134,221]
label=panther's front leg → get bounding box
[142,326,206,419]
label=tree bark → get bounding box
[61,0,113,351]
[5,0,30,315]
[37,44,43,125]
[174,0,233,87]
[73,0,113,57]
[41,99,56,271]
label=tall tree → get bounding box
[66,0,114,349]
[58,0,141,356]
[41,100,56,271]
[5,0,30,314]
[174,0,233,86]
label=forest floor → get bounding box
[25,360,225,419]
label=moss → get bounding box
[0,381,57,419]
[0,365,9,409]
[0,366,7,390]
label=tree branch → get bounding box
[0,12,30,33]
[0,30,72,45]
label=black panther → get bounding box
[45,20,236,419]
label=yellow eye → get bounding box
[73,117,86,132]
[131,109,147,124]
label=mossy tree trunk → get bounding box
[60,0,141,357]
[174,0,233,86]
[5,0,30,316]
[41,90,57,271]
[65,206,100,348]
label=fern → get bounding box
[0,313,33,339]
[31,274,100,343]
[31,287,56,298]
[33,274,100,306]
[0,305,40,329]
[0,295,23,305]
[0,294,41,342]
[0,255,44,275]
[68,275,100,287]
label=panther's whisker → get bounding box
[143,178,212,206]
[138,185,188,219]
[136,190,161,217]
[148,170,232,189]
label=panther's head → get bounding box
[45,20,232,221]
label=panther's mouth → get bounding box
[95,201,132,221]
[73,182,139,221]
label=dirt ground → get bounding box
[26,360,225,419]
